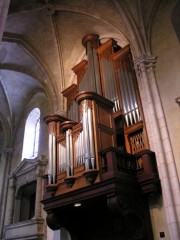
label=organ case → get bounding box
[43,33,160,201]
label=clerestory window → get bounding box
[21,108,40,160]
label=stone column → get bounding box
[134,55,180,240]
[0,0,10,46]
[7,175,16,224]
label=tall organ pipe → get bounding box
[48,134,52,184]
[122,65,133,125]
[92,48,101,94]
[66,130,70,176]
[82,99,95,170]
[59,143,66,173]
[69,131,73,175]
[101,58,119,112]
[52,134,56,183]
[44,115,70,184]
[82,101,90,169]
[87,42,96,91]
[48,133,56,184]
[75,131,85,166]
[65,129,73,176]
[87,107,95,168]
[117,65,130,126]
[124,60,138,124]
[127,59,141,121]
[81,34,101,95]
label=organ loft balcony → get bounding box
[41,34,161,240]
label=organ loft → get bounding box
[42,33,161,240]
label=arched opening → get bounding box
[22,108,40,160]
[14,181,37,223]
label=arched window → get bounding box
[22,108,40,160]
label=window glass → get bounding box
[22,108,40,160]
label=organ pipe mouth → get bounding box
[82,33,100,48]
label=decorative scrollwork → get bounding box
[107,194,128,217]
[79,99,93,117]
[134,55,157,78]
[107,193,145,219]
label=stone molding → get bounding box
[4,156,47,238]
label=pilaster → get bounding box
[7,175,16,225]
[134,55,180,240]
[35,160,47,219]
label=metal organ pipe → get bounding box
[69,131,73,175]
[101,58,120,112]
[122,65,133,125]
[48,133,56,184]
[75,131,84,166]
[87,107,95,169]
[82,101,90,170]
[118,66,130,126]
[79,131,84,164]
[66,129,69,176]
[92,47,101,95]
[79,71,88,92]
[52,134,56,183]
[75,136,79,165]
[59,143,66,173]
[59,130,74,176]
[109,60,120,112]
[125,66,138,124]
[128,71,141,122]
[127,63,141,122]
[68,101,78,122]
[48,134,52,184]
[82,99,95,170]
[117,60,141,127]
[79,40,101,95]
[87,41,96,92]
[65,129,73,176]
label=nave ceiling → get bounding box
[0,0,160,147]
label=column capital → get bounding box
[36,159,47,177]
[134,55,157,75]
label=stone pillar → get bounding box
[7,175,16,224]
[0,147,13,239]
[0,0,10,46]
[35,160,46,219]
[134,55,180,240]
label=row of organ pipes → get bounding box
[45,33,148,185]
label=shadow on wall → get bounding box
[172,1,180,43]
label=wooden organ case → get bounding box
[42,34,161,240]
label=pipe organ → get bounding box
[42,34,161,239]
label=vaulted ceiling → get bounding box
[0,0,160,147]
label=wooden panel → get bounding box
[74,164,85,175]
[98,130,114,150]
[97,106,113,128]
[57,172,66,183]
